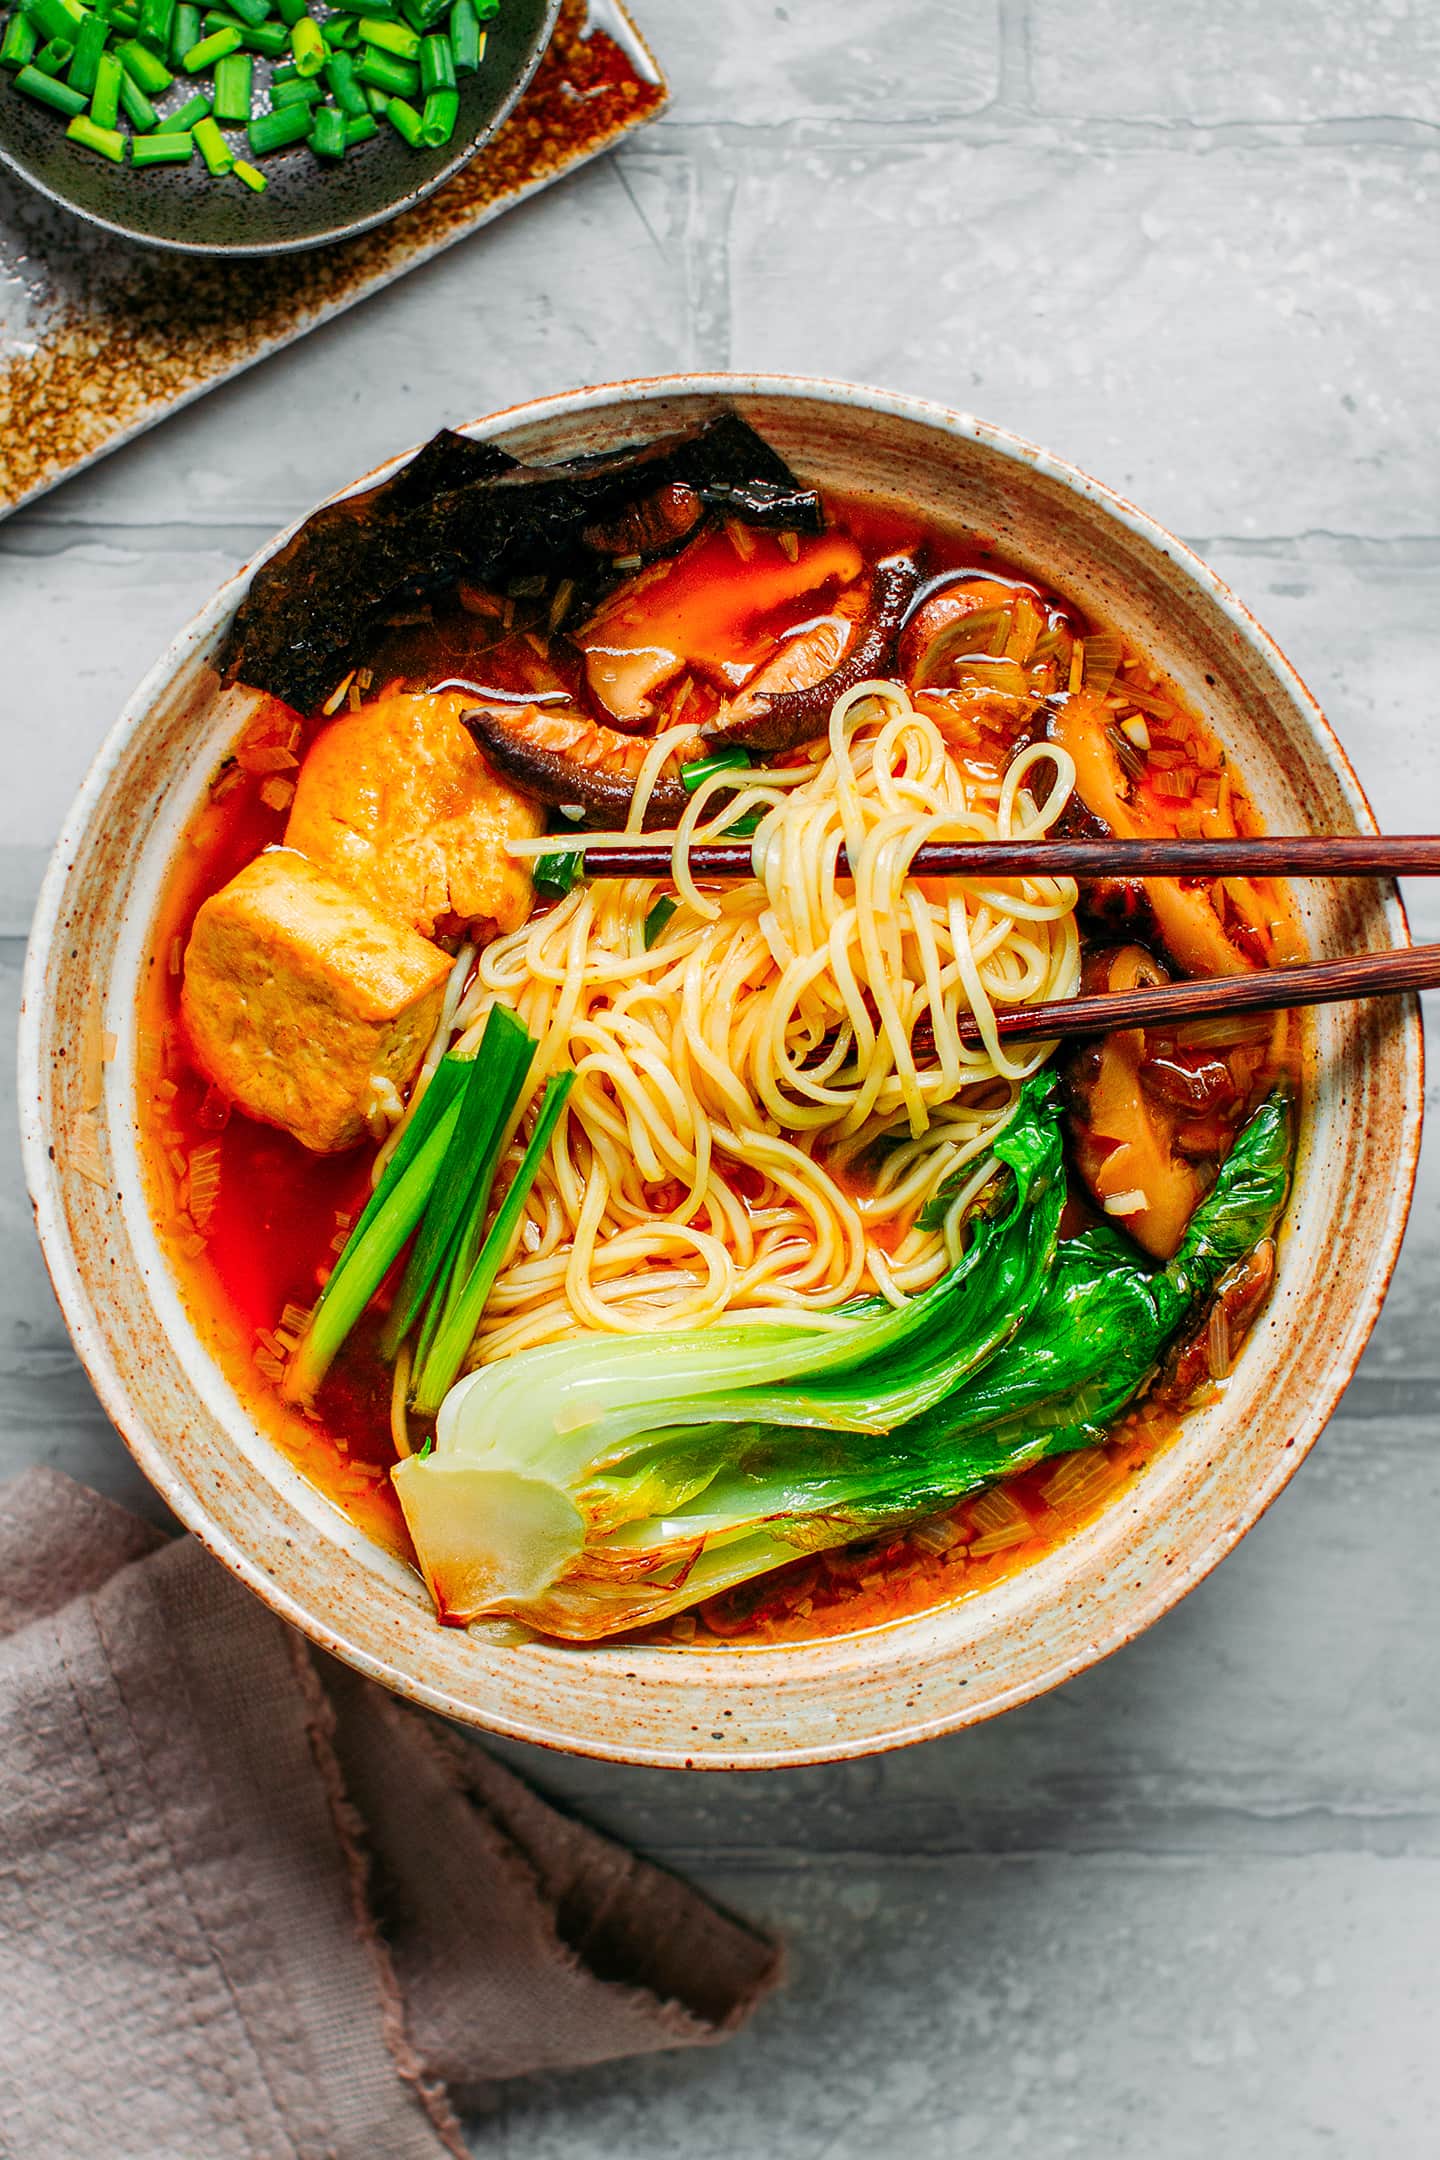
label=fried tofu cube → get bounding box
[284,690,543,939]
[180,850,450,1154]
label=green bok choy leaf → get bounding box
[395,1089,1290,1641]
[394,1075,1068,1625]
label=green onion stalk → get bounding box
[284,1002,573,1424]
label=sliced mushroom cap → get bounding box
[1064,943,1208,1261]
[898,575,1030,687]
[713,581,870,734]
[582,643,687,730]
[575,528,867,728]
[706,552,922,753]
[1049,691,1255,978]
[582,480,707,561]
[462,703,708,830]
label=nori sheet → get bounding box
[221,413,824,714]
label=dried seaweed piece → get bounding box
[695,476,825,530]
[223,413,825,715]
[377,427,518,510]
[223,431,519,716]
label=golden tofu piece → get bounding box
[284,690,543,939]
[181,850,450,1154]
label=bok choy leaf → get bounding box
[394,1088,1291,1639]
[393,1074,1066,1625]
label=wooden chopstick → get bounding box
[580,834,1440,881]
[948,944,1440,1049]
[567,831,1436,1039]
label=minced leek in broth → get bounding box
[139,418,1300,1645]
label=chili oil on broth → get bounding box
[138,698,414,1556]
[135,489,1301,1640]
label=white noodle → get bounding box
[439,678,1079,1358]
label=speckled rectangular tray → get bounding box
[0,0,664,518]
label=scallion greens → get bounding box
[0,0,504,188]
[284,1001,575,1429]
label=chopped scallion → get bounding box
[381,84,420,138]
[191,108,231,167]
[14,58,86,107]
[31,34,75,73]
[237,18,286,49]
[167,1,198,63]
[22,0,83,49]
[355,43,417,92]
[417,82,453,143]
[681,747,752,794]
[130,124,192,158]
[0,13,40,69]
[181,21,236,68]
[89,44,122,120]
[66,107,125,155]
[246,93,310,147]
[65,9,108,93]
[532,846,586,900]
[231,151,266,186]
[118,65,159,125]
[381,1004,536,1358]
[138,0,175,54]
[307,95,344,154]
[409,1072,575,1419]
[323,45,363,109]
[268,67,318,101]
[448,0,478,70]
[643,895,677,948]
[287,8,322,68]
[210,43,249,117]
[282,1057,471,1402]
[357,11,417,56]
[167,83,209,123]
[417,27,450,90]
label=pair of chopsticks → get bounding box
[580,833,1440,1045]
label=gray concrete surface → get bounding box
[3,3,1438,2152]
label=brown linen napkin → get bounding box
[0,1469,779,2159]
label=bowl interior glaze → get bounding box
[20,377,1423,1768]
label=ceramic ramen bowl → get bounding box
[19,375,1424,1769]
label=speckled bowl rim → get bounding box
[19,373,1424,1769]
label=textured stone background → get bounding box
[3,3,1438,2152]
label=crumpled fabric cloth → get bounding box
[0,1469,780,2159]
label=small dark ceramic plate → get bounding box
[0,0,558,254]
